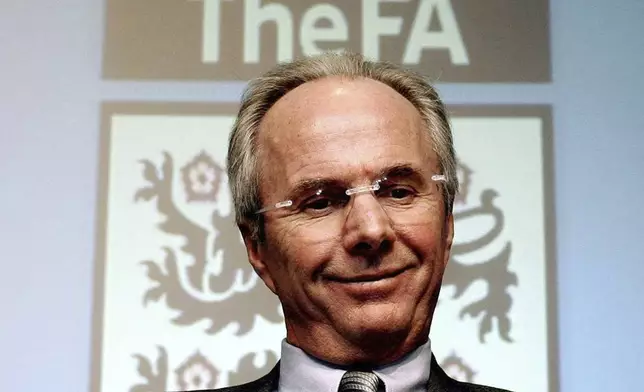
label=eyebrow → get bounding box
[286,164,427,199]
[376,164,426,184]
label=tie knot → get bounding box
[338,371,384,392]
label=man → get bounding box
[194,52,510,392]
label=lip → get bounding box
[324,266,411,299]
[326,267,409,283]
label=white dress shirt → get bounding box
[278,339,432,392]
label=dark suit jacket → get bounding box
[188,355,511,392]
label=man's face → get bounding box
[245,77,453,364]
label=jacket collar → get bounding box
[253,354,455,392]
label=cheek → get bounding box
[394,218,446,253]
[264,223,335,280]
[394,221,449,284]
[273,217,341,250]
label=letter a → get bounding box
[403,0,469,65]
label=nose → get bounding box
[342,192,395,256]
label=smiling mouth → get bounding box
[327,267,409,283]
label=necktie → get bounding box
[338,371,384,392]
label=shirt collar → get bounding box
[278,339,432,392]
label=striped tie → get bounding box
[338,371,384,392]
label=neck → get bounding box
[285,322,430,367]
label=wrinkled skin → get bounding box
[242,77,454,366]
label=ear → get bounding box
[240,223,278,295]
[442,213,455,269]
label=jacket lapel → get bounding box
[427,355,458,392]
[248,361,280,392]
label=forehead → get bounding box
[257,77,436,193]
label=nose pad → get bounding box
[345,183,380,197]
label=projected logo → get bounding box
[134,151,282,334]
[93,103,554,392]
[129,150,281,390]
[444,159,517,344]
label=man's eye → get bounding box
[307,198,331,210]
[382,186,415,199]
[302,197,338,211]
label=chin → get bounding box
[341,303,415,343]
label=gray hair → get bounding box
[227,52,458,241]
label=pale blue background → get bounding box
[1,0,643,391]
